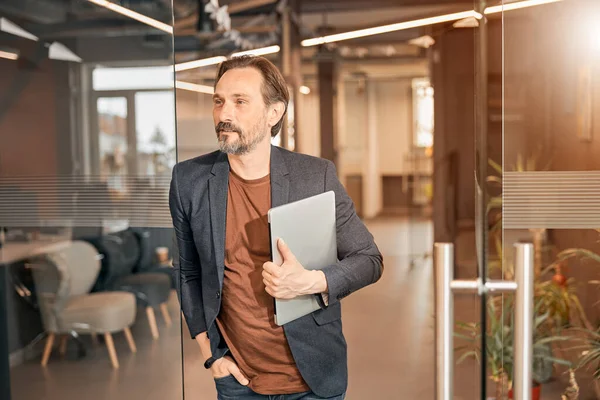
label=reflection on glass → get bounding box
[0,0,179,398]
[499,0,600,399]
[97,97,128,193]
[412,78,434,149]
[135,91,176,176]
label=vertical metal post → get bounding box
[0,266,11,399]
[435,243,454,400]
[513,243,534,400]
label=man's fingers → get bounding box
[228,363,249,386]
[264,284,275,297]
[277,238,296,263]
[263,261,280,277]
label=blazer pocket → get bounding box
[312,302,341,325]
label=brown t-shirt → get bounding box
[216,170,309,395]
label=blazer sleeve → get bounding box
[319,160,384,306]
[169,164,207,338]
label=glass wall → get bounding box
[0,1,182,399]
[501,0,600,398]
[454,0,600,399]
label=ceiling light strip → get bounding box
[175,80,214,94]
[174,56,227,72]
[174,45,280,72]
[485,0,562,14]
[231,45,280,57]
[301,10,478,47]
[302,0,562,46]
[86,0,173,34]
[0,50,18,60]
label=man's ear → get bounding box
[268,101,285,127]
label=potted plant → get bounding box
[455,296,571,400]
[572,326,600,398]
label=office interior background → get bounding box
[0,0,599,399]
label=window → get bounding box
[92,66,176,186]
[412,78,434,148]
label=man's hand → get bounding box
[262,238,328,299]
[211,356,249,385]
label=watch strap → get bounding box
[204,356,218,369]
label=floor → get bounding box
[9,218,599,399]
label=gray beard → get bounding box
[218,127,268,156]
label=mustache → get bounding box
[215,122,242,134]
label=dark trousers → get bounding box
[214,375,346,400]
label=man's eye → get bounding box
[237,100,246,105]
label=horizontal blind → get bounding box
[0,175,172,228]
[504,171,600,229]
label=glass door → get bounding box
[442,1,600,400]
[501,0,600,399]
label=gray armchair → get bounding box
[30,241,137,369]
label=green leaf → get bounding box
[456,350,478,364]
[488,158,503,175]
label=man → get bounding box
[169,55,383,400]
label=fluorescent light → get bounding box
[299,85,311,95]
[48,42,82,62]
[175,56,227,72]
[231,45,281,57]
[300,0,559,46]
[301,10,478,47]
[86,0,173,34]
[485,0,562,14]
[0,49,18,61]
[0,18,38,41]
[174,45,281,72]
[175,80,214,94]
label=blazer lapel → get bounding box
[270,145,289,208]
[208,151,229,288]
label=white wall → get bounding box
[374,79,414,175]
[333,77,419,217]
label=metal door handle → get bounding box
[434,242,533,400]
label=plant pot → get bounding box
[508,382,541,400]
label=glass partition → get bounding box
[501,0,600,398]
[0,1,181,399]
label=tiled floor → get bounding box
[9,218,599,399]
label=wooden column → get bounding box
[280,0,302,151]
[317,48,337,165]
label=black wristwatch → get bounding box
[204,356,218,369]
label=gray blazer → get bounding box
[169,145,383,397]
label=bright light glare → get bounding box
[175,81,214,94]
[86,0,173,33]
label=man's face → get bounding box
[212,67,270,155]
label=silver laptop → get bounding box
[268,191,338,326]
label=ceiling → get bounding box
[0,0,478,77]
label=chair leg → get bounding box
[146,306,159,340]
[123,327,137,353]
[160,303,172,326]
[59,335,68,357]
[41,333,55,367]
[90,332,99,346]
[104,333,119,369]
